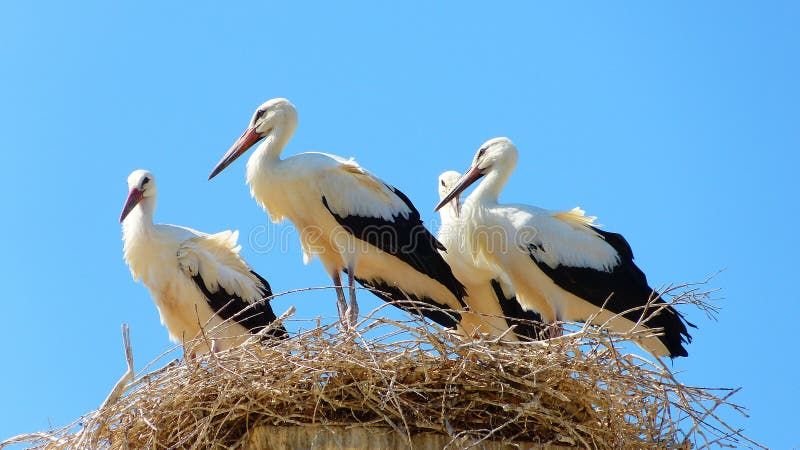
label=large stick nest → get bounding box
[3,282,759,449]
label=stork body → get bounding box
[121,170,286,353]
[437,171,543,341]
[209,99,466,330]
[436,138,692,358]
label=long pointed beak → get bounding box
[438,195,461,217]
[119,188,144,222]
[208,127,264,180]
[434,166,484,212]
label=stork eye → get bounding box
[477,148,487,158]
[440,180,446,186]
[142,176,150,186]
[254,109,266,121]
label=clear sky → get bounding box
[1,1,797,447]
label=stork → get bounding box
[437,171,544,341]
[435,138,693,358]
[208,98,466,330]
[120,170,287,353]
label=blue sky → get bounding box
[1,1,797,447]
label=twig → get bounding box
[99,323,135,410]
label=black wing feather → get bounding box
[190,270,288,340]
[528,226,693,357]
[489,279,545,340]
[354,276,461,329]
[321,184,467,307]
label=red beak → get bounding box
[434,166,485,212]
[208,127,264,180]
[119,188,144,222]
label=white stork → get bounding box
[435,138,693,358]
[437,171,544,341]
[120,170,287,353]
[208,98,466,330]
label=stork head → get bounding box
[434,137,518,211]
[120,169,156,222]
[208,98,298,180]
[437,171,462,217]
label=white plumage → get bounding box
[437,171,543,341]
[208,99,467,330]
[435,138,692,358]
[121,170,286,353]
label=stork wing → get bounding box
[510,206,620,271]
[177,230,287,339]
[318,156,414,220]
[514,207,692,356]
[319,159,467,305]
[353,276,462,328]
[489,279,545,340]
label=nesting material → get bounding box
[3,283,757,449]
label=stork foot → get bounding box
[182,346,198,362]
[346,298,360,330]
[548,322,564,339]
[345,266,359,331]
[336,299,349,328]
[332,272,351,332]
[336,305,354,333]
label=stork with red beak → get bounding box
[435,138,693,358]
[121,170,287,353]
[208,98,467,331]
[436,171,544,341]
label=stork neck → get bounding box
[470,167,512,205]
[246,125,294,181]
[123,197,156,237]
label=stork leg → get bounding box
[346,267,359,329]
[332,272,350,330]
[548,314,564,339]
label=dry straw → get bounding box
[3,282,761,449]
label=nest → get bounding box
[3,283,758,449]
